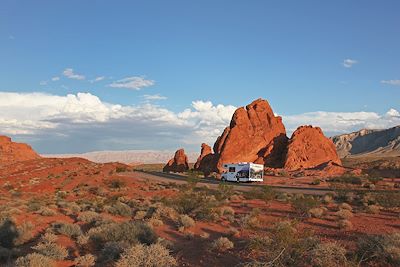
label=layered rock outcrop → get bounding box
[194,143,216,175]
[284,126,341,171]
[163,149,189,173]
[0,136,41,165]
[212,98,287,172]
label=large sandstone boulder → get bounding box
[163,149,189,173]
[213,98,287,172]
[284,126,341,171]
[0,136,41,165]
[194,143,217,176]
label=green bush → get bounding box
[90,221,157,247]
[291,196,320,217]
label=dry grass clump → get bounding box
[147,218,164,228]
[52,222,82,239]
[78,211,102,223]
[218,206,235,216]
[32,233,68,260]
[322,194,333,204]
[134,210,147,220]
[106,202,132,217]
[309,242,349,267]
[336,209,354,220]
[179,215,195,229]
[366,205,380,214]
[115,243,177,267]
[212,237,234,252]
[15,253,55,267]
[308,208,325,218]
[356,232,400,265]
[240,209,262,230]
[74,254,96,267]
[338,203,353,211]
[36,207,57,217]
[338,219,353,231]
[14,222,34,246]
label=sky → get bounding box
[0,0,399,154]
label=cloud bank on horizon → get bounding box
[0,91,399,154]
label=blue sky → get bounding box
[0,1,399,153]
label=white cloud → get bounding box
[39,81,48,86]
[63,68,85,80]
[0,92,235,152]
[90,76,105,83]
[51,77,60,81]
[343,59,358,68]
[143,94,167,101]
[283,109,400,136]
[381,80,400,86]
[109,76,154,90]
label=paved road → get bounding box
[122,170,334,196]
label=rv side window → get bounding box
[229,167,235,172]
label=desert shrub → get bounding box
[374,192,400,208]
[219,206,235,217]
[116,166,128,173]
[322,194,333,204]
[329,176,363,185]
[366,204,380,214]
[356,233,400,265]
[32,238,68,260]
[212,237,234,252]
[338,219,353,230]
[216,183,234,201]
[90,221,157,247]
[14,222,34,246]
[338,203,353,211]
[109,179,126,189]
[74,254,96,267]
[134,210,148,220]
[15,253,55,267]
[36,207,57,216]
[240,209,262,229]
[99,241,128,263]
[309,242,349,267]
[178,215,195,229]
[308,208,324,218]
[52,222,82,238]
[291,196,320,217]
[78,211,102,224]
[106,202,132,217]
[245,186,276,203]
[0,218,18,248]
[147,218,164,227]
[165,190,218,220]
[336,209,353,220]
[116,243,176,267]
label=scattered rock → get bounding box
[194,143,216,176]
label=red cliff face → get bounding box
[194,143,217,176]
[212,99,288,172]
[0,136,41,165]
[284,126,342,171]
[163,148,190,173]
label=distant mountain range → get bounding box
[332,125,400,158]
[44,150,199,164]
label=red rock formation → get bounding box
[284,126,341,171]
[213,98,287,172]
[163,149,189,173]
[194,143,217,176]
[0,136,41,165]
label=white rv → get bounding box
[221,162,264,182]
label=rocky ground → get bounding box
[0,157,399,266]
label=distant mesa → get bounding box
[163,148,190,173]
[0,135,41,166]
[332,126,400,158]
[191,98,342,175]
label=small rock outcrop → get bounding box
[194,143,216,176]
[163,149,189,173]
[284,126,341,171]
[0,136,41,165]
[213,98,287,172]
